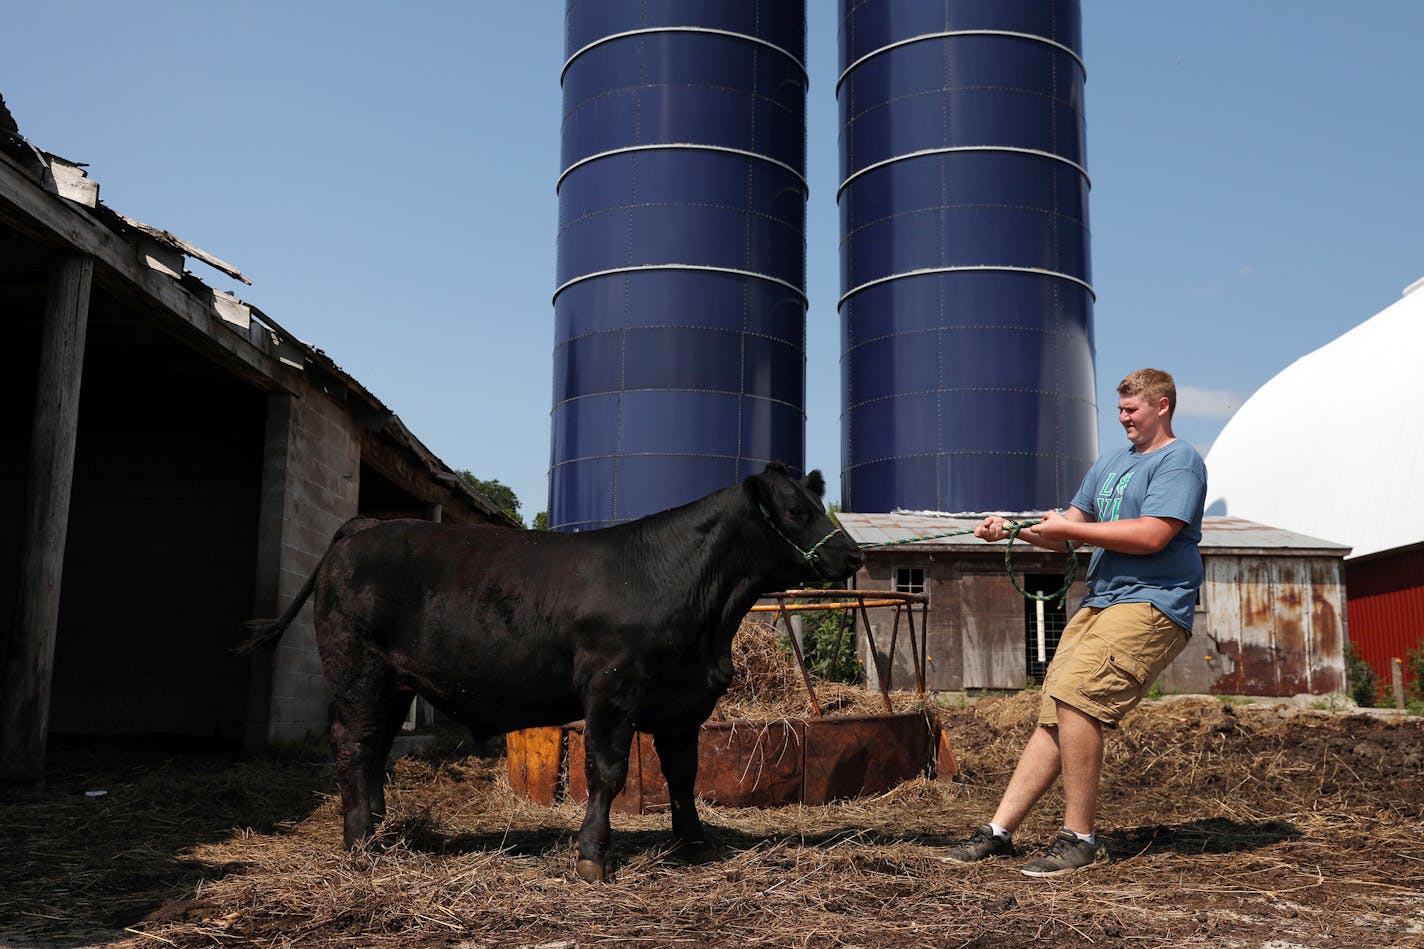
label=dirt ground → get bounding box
[4,688,1422,949]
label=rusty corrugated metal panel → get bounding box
[635,734,669,809]
[1273,558,1311,694]
[507,714,938,812]
[1236,557,1279,694]
[1347,549,1424,691]
[1202,558,1244,694]
[802,714,933,804]
[695,721,806,806]
[1308,558,1346,693]
[934,726,959,781]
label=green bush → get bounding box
[793,601,862,685]
[1344,642,1379,708]
[1406,646,1424,704]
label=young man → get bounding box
[945,368,1208,878]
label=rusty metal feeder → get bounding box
[507,590,958,814]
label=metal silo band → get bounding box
[551,390,805,412]
[836,30,1086,93]
[839,266,1096,308]
[838,146,1090,199]
[563,27,808,83]
[557,143,809,194]
[553,264,808,306]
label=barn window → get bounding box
[894,566,926,600]
[1024,573,1069,682]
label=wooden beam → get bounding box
[1,251,93,782]
[46,156,98,208]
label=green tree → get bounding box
[1344,642,1378,708]
[1407,645,1424,704]
[532,511,550,531]
[455,470,523,527]
[796,604,861,684]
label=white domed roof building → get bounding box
[1205,276,1424,696]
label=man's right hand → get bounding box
[974,516,1007,542]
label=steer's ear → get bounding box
[745,462,788,509]
[744,466,771,506]
[803,469,826,499]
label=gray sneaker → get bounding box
[1020,828,1110,878]
[940,824,1015,863]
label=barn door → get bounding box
[960,574,1026,689]
[1023,573,1069,683]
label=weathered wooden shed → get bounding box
[1,114,517,781]
[837,513,1350,698]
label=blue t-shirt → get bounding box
[1069,439,1208,632]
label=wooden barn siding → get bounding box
[856,548,1345,699]
[856,551,1092,694]
[959,572,1029,690]
[1345,548,1424,692]
[927,564,962,690]
[854,553,950,692]
[1196,555,1345,696]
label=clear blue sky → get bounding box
[6,3,1422,522]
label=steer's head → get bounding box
[746,461,865,581]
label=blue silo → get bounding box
[551,1,809,531]
[838,0,1098,513]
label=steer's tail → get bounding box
[233,517,381,654]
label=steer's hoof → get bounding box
[575,858,611,883]
[667,837,724,865]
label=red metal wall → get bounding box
[1345,547,1424,694]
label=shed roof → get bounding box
[836,512,1350,557]
[0,105,517,528]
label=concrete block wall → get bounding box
[250,390,360,747]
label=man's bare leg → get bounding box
[1055,699,1104,835]
[989,722,1063,833]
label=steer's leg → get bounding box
[327,671,403,849]
[575,706,637,883]
[653,728,718,863]
[366,690,415,826]
[328,710,375,848]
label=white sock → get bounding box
[989,822,1012,840]
[1071,829,1096,845]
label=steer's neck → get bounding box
[633,485,795,631]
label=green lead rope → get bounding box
[857,518,1081,604]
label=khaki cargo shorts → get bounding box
[1039,602,1189,728]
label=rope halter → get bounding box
[757,502,845,569]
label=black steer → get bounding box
[237,461,863,881]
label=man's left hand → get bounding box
[1034,509,1073,543]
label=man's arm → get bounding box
[975,507,1184,555]
[1037,509,1184,554]
[975,507,1090,552]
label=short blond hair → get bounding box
[1118,368,1177,418]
